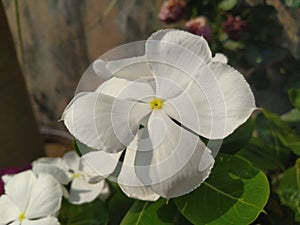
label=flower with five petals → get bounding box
[63,29,256,201]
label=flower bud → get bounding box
[158,0,186,23]
[184,16,212,41]
[222,15,247,40]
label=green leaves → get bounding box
[174,154,269,225]
[278,159,300,221]
[58,198,108,225]
[119,154,269,225]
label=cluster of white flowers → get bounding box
[0,151,109,225]
[0,170,62,225]
[0,29,256,224]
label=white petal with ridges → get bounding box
[32,157,71,185]
[146,29,212,64]
[25,173,62,219]
[96,77,155,101]
[93,56,153,81]
[63,92,151,153]
[0,195,20,224]
[5,171,35,212]
[164,62,256,139]
[69,177,105,204]
[81,151,123,180]
[63,151,80,173]
[118,134,160,201]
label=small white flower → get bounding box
[32,151,108,204]
[62,29,256,201]
[0,170,61,225]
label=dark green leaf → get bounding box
[278,159,300,221]
[278,132,300,156]
[108,188,135,225]
[58,198,108,225]
[289,88,300,110]
[220,118,254,154]
[120,198,174,225]
[175,154,269,225]
[237,137,283,171]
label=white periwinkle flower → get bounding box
[32,151,108,204]
[62,29,256,201]
[0,170,62,225]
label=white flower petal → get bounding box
[69,177,105,204]
[22,217,60,225]
[0,195,20,224]
[25,173,62,219]
[133,110,200,185]
[32,157,71,185]
[63,151,80,173]
[152,144,214,199]
[213,53,228,64]
[93,56,153,81]
[119,184,160,201]
[63,92,151,153]
[147,111,214,199]
[146,29,212,64]
[145,29,212,99]
[118,134,160,201]
[81,151,123,180]
[96,76,155,101]
[98,182,111,201]
[1,174,13,184]
[5,171,36,212]
[164,62,256,139]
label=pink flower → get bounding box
[184,16,212,41]
[158,0,186,23]
[0,164,31,195]
[222,15,247,40]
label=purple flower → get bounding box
[184,16,212,41]
[222,15,247,40]
[0,164,31,195]
[158,0,186,23]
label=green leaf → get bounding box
[120,198,174,225]
[278,132,300,156]
[254,109,293,162]
[237,137,283,171]
[218,0,237,11]
[74,139,97,156]
[289,88,300,110]
[220,118,254,154]
[283,0,300,8]
[175,154,269,225]
[58,198,108,225]
[223,40,244,51]
[108,188,135,225]
[281,108,300,123]
[278,159,300,221]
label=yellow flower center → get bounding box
[19,212,25,222]
[150,98,163,109]
[72,173,80,179]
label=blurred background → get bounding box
[1,0,300,168]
